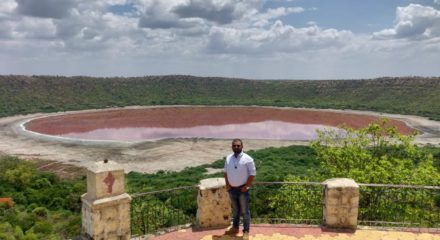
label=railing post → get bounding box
[196,178,231,228]
[81,160,131,239]
[323,178,359,229]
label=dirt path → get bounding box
[1,106,439,175]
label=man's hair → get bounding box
[232,139,243,145]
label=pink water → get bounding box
[59,120,335,142]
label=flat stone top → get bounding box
[324,178,359,189]
[87,160,124,173]
[199,178,226,190]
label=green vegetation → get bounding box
[2,138,440,236]
[1,145,321,237]
[271,122,440,226]
[0,156,85,240]
[128,145,321,235]
[126,145,320,193]
[310,121,440,184]
[1,75,440,120]
[2,74,440,234]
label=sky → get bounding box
[1,0,440,80]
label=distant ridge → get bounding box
[1,75,439,120]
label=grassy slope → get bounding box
[126,145,321,193]
[1,75,440,120]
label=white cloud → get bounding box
[435,0,440,5]
[136,0,263,29]
[15,17,57,40]
[250,7,304,27]
[373,4,440,40]
[0,0,17,17]
[1,1,440,79]
[206,20,354,55]
[172,0,241,24]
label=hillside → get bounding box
[1,75,440,120]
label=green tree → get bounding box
[0,222,15,240]
[310,120,440,185]
[271,121,440,227]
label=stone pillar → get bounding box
[323,178,359,229]
[196,178,231,228]
[82,160,131,240]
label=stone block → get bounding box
[323,178,359,229]
[82,160,131,240]
[197,178,231,228]
[86,160,125,200]
[350,196,360,205]
[347,217,358,227]
[326,216,339,225]
[326,195,340,206]
[82,193,131,240]
[325,206,339,215]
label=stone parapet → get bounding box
[82,193,131,240]
[323,178,359,229]
[197,178,231,228]
[82,160,131,240]
[86,160,125,200]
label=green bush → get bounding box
[0,156,84,239]
[32,207,48,219]
[270,121,440,226]
[310,120,440,185]
[23,232,37,240]
[32,221,53,234]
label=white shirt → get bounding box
[224,151,256,187]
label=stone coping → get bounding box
[199,178,226,190]
[323,178,359,189]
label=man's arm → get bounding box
[224,172,231,190]
[240,175,255,192]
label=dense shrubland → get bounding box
[2,129,440,237]
[0,157,84,239]
[2,73,440,237]
[270,122,440,226]
[1,75,440,120]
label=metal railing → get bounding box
[130,186,198,236]
[251,182,324,225]
[358,183,440,228]
[130,181,440,236]
[130,182,325,236]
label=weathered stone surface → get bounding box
[82,160,131,239]
[197,178,231,228]
[323,178,359,229]
[324,178,358,189]
[86,160,125,200]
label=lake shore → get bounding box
[1,106,439,175]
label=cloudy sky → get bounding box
[1,0,440,79]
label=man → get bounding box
[224,139,256,239]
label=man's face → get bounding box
[232,141,243,154]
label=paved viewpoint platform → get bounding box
[140,225,440,240]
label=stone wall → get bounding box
[82,160,131,240]
[196,178,231,228]
[323,178,359,229]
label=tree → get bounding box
[310,120,440,185]
[270,120,440,226]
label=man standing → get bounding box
[224,139,256,239]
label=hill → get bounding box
[1,75,440,120]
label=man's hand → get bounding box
[240,186,249,192]
[226,184,231,190]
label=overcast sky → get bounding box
[1,0,440,79]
